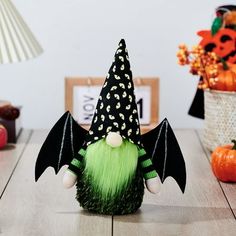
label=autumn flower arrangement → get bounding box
[177,44,236,92]
[176,5,236,151]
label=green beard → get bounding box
[84,139,138,201]
[76,139,145,215]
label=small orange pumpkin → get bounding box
[211,140,236,182]
[208,62,236,91]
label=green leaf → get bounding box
[211,17,223,35]
[219,57,229,70]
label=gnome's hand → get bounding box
[63,170,77,188]
[145,176,161,194]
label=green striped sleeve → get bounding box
[141,159,153,168]
[67,148,86,175]
[138,148,146,157]
[138,148,157,180]
[144,170,157,179]
[71,158,82,168]
[78,148,86,157]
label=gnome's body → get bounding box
[63,40,159,214]
[74,142,146,215]
[66,141,157,215]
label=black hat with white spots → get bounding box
[85,39,141,147]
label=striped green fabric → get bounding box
[144,170,157,179]
[68,148,86,173]
[138,148,146,157]
[138,148,157,180]
[71,158,81,168]
[141,159,152,168]
[79,148,86,157]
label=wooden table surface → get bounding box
[0,129,235,236]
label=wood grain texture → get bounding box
[220,183,236,217]
[1,129,236,236]
[197,130,236,218]
[0,130,112,236]
[0,130,31,197]
[113,130,236,236]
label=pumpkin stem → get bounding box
[232,140,236,150]
[220,58,229,70]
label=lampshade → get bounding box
[0,0,43,64]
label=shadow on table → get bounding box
[1,144,15,151]
[57,204,235,224]
[114,204,235,224]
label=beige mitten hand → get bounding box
[145,176,161,194]
[63,170,77,189]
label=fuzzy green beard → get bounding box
[84,139,138,201]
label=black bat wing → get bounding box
[35,111,87,181]
[141,118,186,193]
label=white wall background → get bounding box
[0,0,233,129]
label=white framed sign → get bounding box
[135,86,151,125]
[73,85,151,125]
[65,77,159,133]
[73,86,101,124]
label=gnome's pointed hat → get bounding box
[85,39,142,147]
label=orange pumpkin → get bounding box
[211,140,236,182]
[208,63,236,91]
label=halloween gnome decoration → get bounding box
[188,5,236,119]
[35,39,186,215]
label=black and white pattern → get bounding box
[85,39,142,146]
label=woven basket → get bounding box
[203,90,236,151]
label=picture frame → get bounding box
[65,77,159,133]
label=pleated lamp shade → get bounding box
[0,0,43,64]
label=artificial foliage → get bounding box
[211,17,223,36]
[177,44,236,91]
[179,5,236,119]
[35,39,186,215]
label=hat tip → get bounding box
[119,39,126,47]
